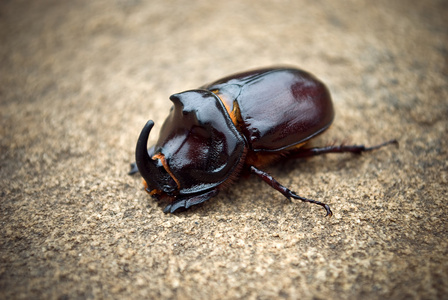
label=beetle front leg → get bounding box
[128,162,139,175]
[163,189,219,213]
[250,166,332,217]
[290,139,398,159]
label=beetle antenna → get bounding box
[135,120,164,191]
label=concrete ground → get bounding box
[1,0,447,299]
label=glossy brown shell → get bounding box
[154,90,245,194]
[203,68,334,152]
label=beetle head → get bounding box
[136,90,246,198]
[135,120,178,195]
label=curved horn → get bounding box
[135,120,163,191]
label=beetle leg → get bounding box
[250,166,332,217]
[290,139,398,158]
[163,189,219,213]
[128,162,139,175]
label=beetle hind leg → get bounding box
[289,139,398,159]
[250,166,332,217]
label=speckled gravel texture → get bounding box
[1,0,447,299]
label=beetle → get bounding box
[130,67,397,216]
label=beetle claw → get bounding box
[324,204,333,217]
[364,139,399,151]
[290,192,333,217]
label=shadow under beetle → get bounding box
[129,67,397,216]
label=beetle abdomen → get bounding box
[205,68,334,152]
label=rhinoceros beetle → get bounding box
[130,67,397,216]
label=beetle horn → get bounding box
[135,120,163,191]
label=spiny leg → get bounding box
[250,166,332,217]
[163,189,219,213]
[290,139,398,159]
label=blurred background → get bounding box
[1,0,447,299]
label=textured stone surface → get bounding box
[1,0,447,299]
